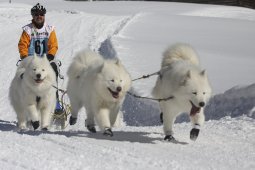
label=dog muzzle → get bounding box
[34,78,44,84]
[108,88,120,99]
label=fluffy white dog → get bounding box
[9,54,56,131]
[152,43,212,141]
[67,50,131,136]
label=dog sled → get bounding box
[50,59,71,130]
[51,85,71,129]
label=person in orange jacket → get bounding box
[18,3,58,62]
[18,3,64,115]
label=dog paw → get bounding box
[31,121,40,130]
[87,125,96,133]
[190,128,200,141]
[69,116,77,125]
[103,128,113,137]
[17,127,29,133]
[164,135,176,142]
[41,127,48,131]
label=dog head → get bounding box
[24,54,56,87]
[95,59,131,102]
[179,69,212,115]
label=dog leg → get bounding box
[190,107,205,126]
[69,101,82,125]
[26,104,39,130]
[110,106,120,127]
[161,103,177,140]
[95,108,111,135]
[160,112,163,123]
[85,107,96,133]
[189,108,205,141]
[41,107,53,129]
[27,104,39,120]
[17,111,27,130]
[163,114,176,137]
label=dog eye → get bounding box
[33,68,36,71]
[111,79,114,82]
[192,92,197,95]
[42,69,45,72]
[203,92,206,95]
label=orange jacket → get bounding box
[18,23,58,59]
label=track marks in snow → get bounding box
[46,10,136,71]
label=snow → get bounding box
[0,0,255,169]
[1,116,254,170]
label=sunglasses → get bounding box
[33,13,45,17]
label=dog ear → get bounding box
[200,70,206,76]
[115,59,121,66]
[33,53,37,58]
[186,70,191,78]
[180,70,191,86]
[17,56,34,72]
[95,62,104,73]
[42,53,47,59]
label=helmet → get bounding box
[31,3,46,15]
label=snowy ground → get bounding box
[0,1,255,170]
[0,116,254,170]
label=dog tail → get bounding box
[67,59,86,79]
[161,43,200,67]
[67,49,104,78]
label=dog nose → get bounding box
[199,102,205,107]
[36,74,41,79]
[116,86,122,92]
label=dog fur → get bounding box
[9,54,56,131]
[152,43,212,141]
[67,49,131,136]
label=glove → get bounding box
[47,54,54,61]
[47,54,58,77]
[50,61,58,78]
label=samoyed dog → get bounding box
[67,50,131,136]
[152,43,212,141]
[9,54,56,131]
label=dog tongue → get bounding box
[35,79,43,83]
[190,102,201,116]
[108,88,119,99]
[112,92,119,98]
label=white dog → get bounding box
[152,43,212,141]
[67,50,131,136]
[9,54,56,131]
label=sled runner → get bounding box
[50,59,71,129]
[52,87,71,130]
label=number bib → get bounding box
[29,37,48,57]
[23,23,54,57]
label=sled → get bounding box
[51,86,71,130]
